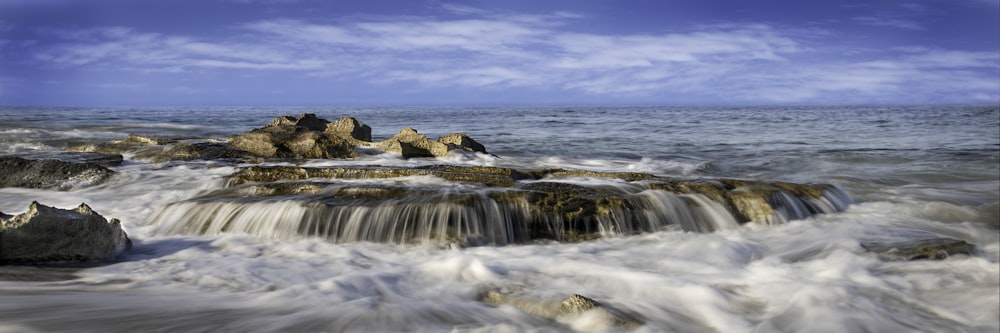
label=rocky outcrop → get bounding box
[150,164,850,244]
[66,114,490,162]
[481,290,644,330]
[377,128,489,158]
[229,114,358,159]
[861,238,977,261]
[379,127,450,158]
[0,202,131,263]
[0,156,114,190]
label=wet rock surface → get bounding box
[151,163,851,245]
[861,238,977,261]
[1,202,131,264]
[481,290,644,330]
[0,156,114,190]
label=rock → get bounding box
[149,164,851,245]
[325,117,372,142]
[0,156,114,190]
[229,114,358,159]
[437,132,488,154]
[379,127,450,158]
[481,290,644,330]
[0,202,131,263]
[226,165,531,188]
[136,142,263,163]
[377,128,490,158]
[68,134,186,155]
[861,238,977,261]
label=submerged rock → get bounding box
[861,238,977,261]
[481,290,644,330]
[0,156,113,190]
[0,202,131,263]
[69,134,187,155]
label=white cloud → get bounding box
[23,7,1000,103]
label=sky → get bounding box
[0,0,997,106]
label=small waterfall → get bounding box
[149,187,834,245]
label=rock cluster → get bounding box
[0,202,131,263]
[72,113,489,162]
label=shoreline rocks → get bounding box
[71,113,491,162]
[1,202,131,264]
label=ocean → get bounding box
[1,105,998,332]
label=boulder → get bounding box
[437,132,488,154]
[324,117,372,142]
[229,114,358,159]
[0,202,131,263]
[0,156,113,190]
[379,127,450,158]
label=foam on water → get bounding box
[1,106,997,332]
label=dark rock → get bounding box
[861,238,977,261]
[0,156,113,190]
[0,202,131,263]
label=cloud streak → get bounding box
[16,7,1000,104]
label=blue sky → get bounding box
[1,0,997,106]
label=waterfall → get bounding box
[149,183,852,245]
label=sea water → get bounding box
[0,105,997,332]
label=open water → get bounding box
[0,105,997,332]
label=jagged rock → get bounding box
[379,127,450,158]
[437,132,488,154]
[481,290,644,330]
[0,156,113,190]
[325,117,372,142]
[229,114,358,159]
[0,202,131,263]
[861,238,977,261]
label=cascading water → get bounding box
[149,179,854,245]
